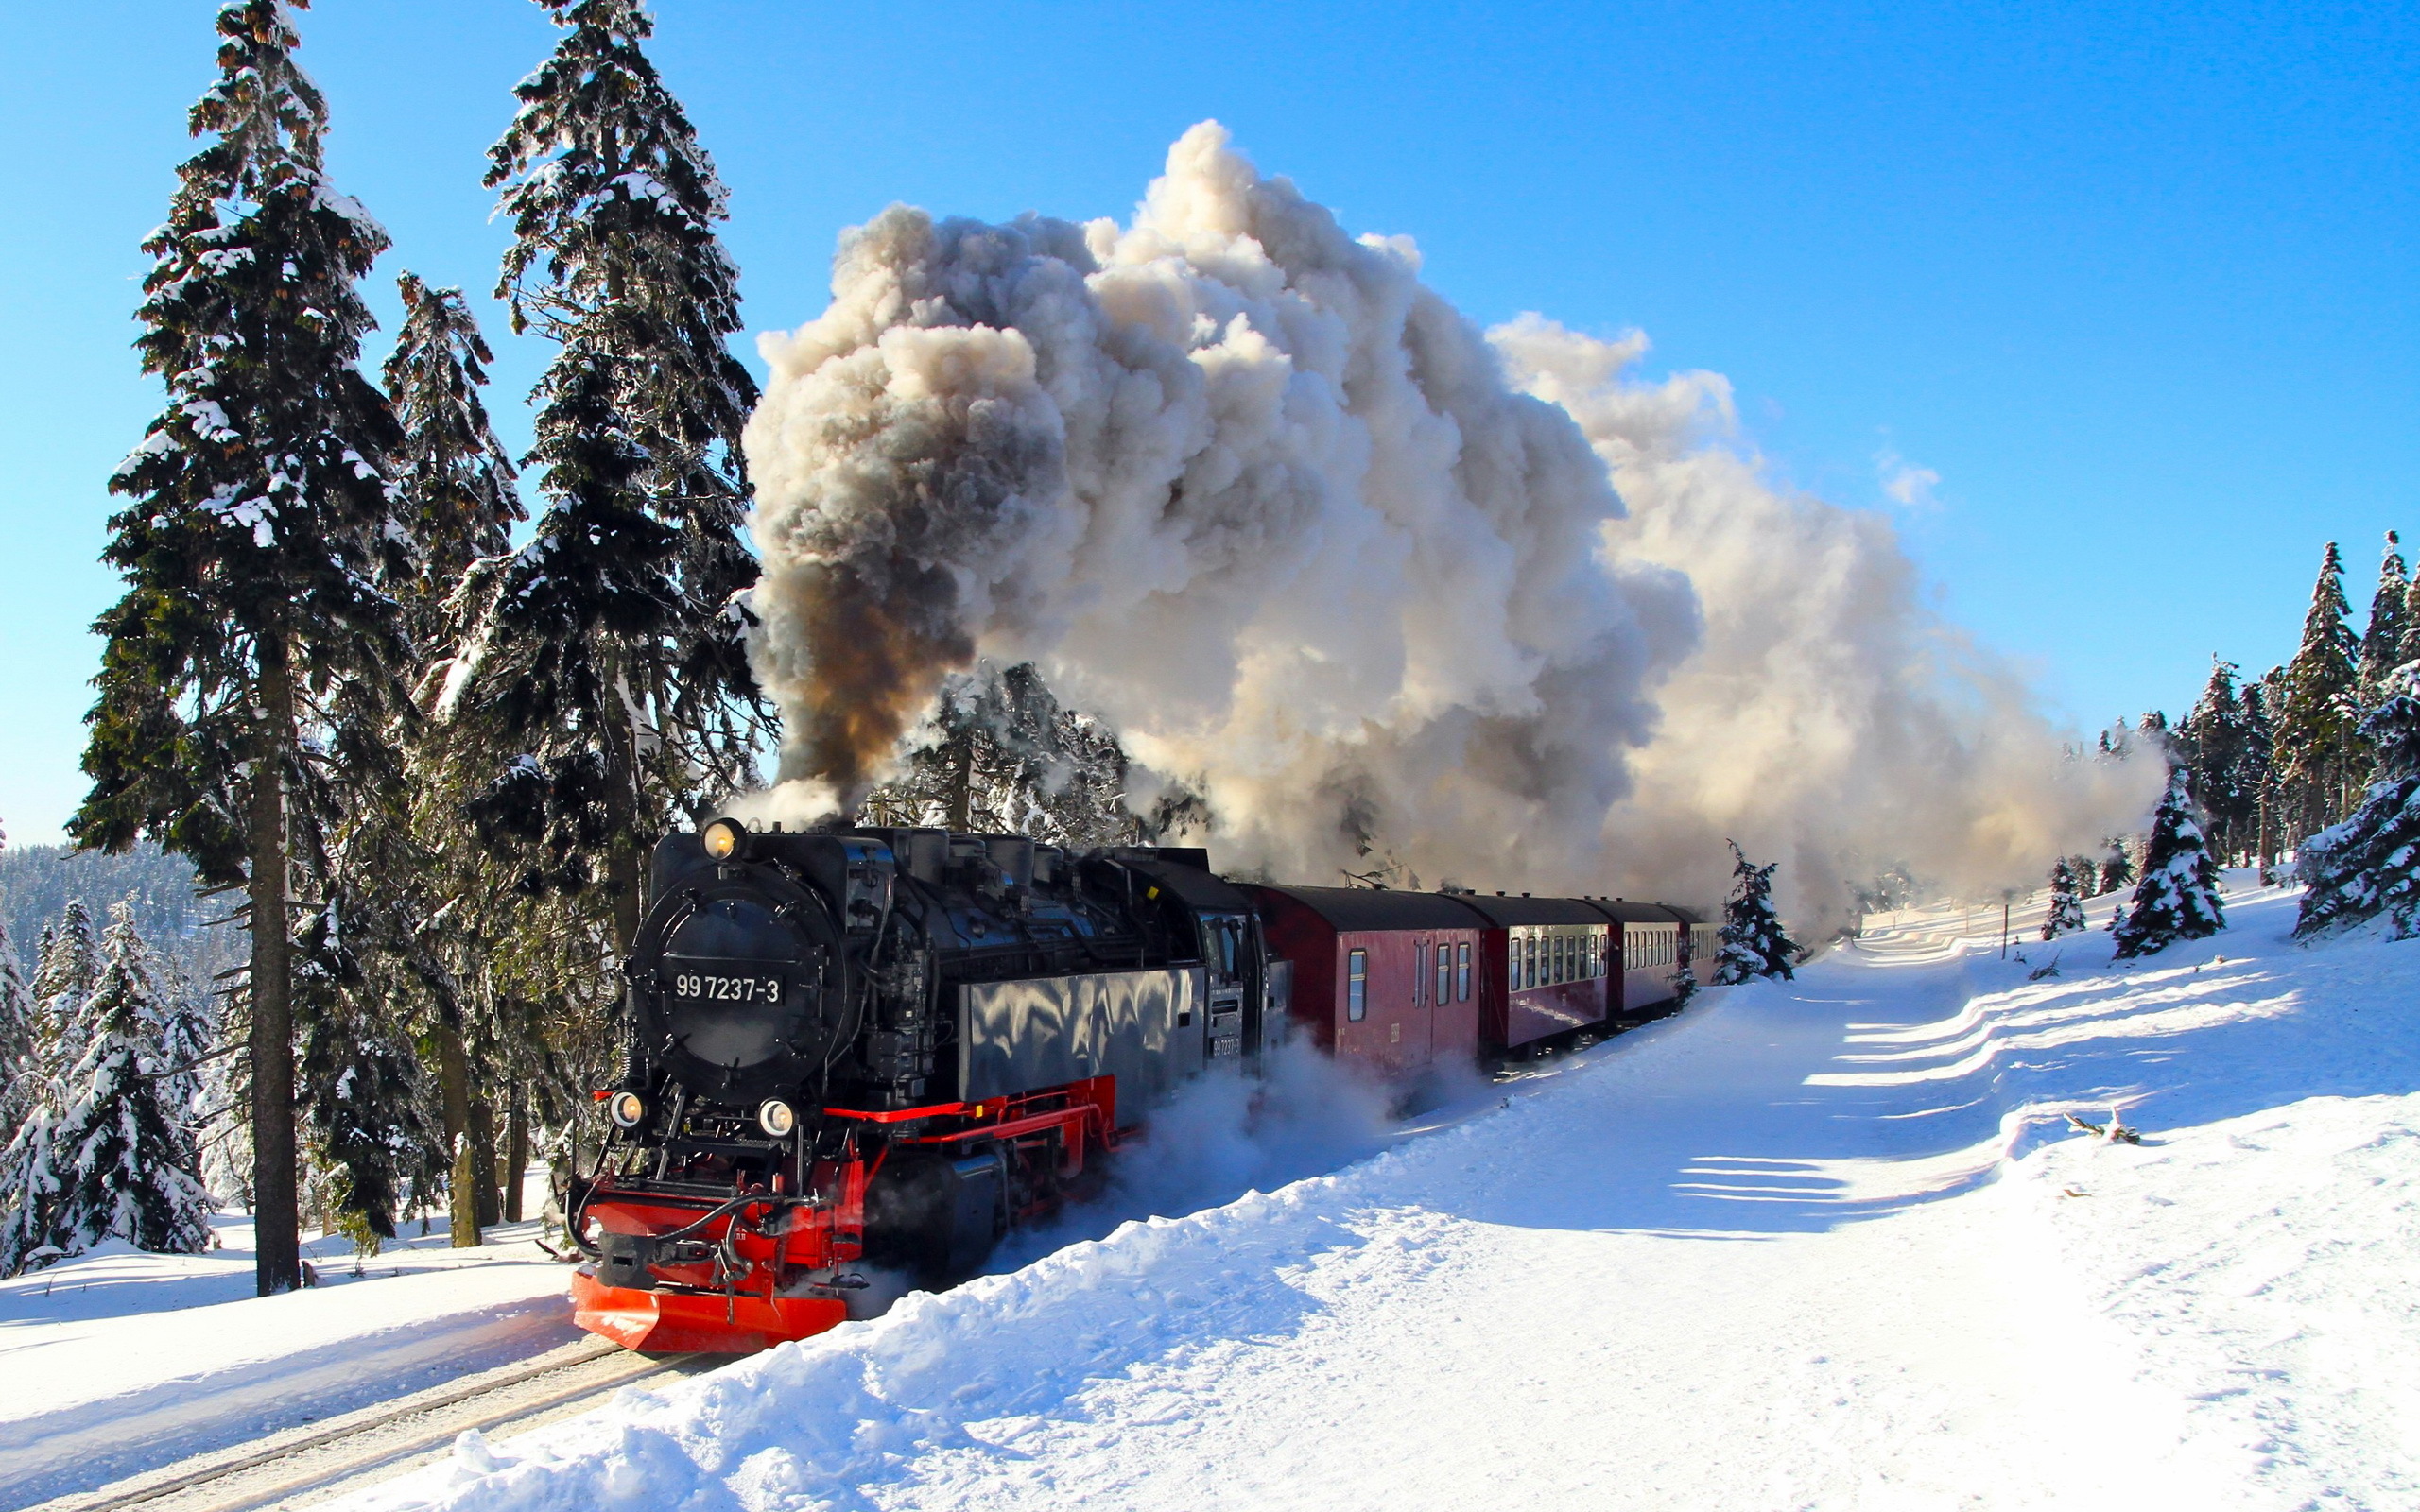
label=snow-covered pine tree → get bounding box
[2179,659,2258,862]
[2097,836,2136,897]
[37,902,214,1263]
[859,662,1146,848]
[30,900,100,1055]
[1713,842,1802,983]
[0,818,37,1108]
[2066,852,2100,897]
[2294,665,2420,939]
[2359,531,2410,702]
[2041,859,2085,939]
[2111,769,2228,959]
[374,271,527,1250]
[450,0,766,957]
[384,274,521,638]
[2273,542,2363,843]
[0,833,40,1252]
[2242,674,2281,868]
[73,0,407,1296]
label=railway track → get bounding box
[27,1337,714,1512]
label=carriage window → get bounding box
[1559,933,1571,983]
[1435,940,1452,1005]
[1347,949,1367,1022]
[1522,932,1535,989]
[1414,942,1427,1005]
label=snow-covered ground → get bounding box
[0,1201,577,1505]
[322,875,2420,1512]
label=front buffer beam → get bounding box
[569,1269,848,1354]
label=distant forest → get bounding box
[0,842,245,991]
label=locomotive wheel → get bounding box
[862,1146,1009,1288]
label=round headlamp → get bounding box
[607,1091,648,1129]
[700,817,746,861]
[757,1098,798,1139]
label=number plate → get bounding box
[663,958,792,1006]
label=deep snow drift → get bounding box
[330,880,2420,1512]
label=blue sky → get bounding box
[3,0,2413,846]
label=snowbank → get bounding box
[0,1217,577,1505]
[330,876,2420,1512]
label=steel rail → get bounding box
[46,1340,697,1512]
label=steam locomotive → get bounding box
[566,820,1706,1353]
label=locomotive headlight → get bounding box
[757,1098,798,1138]
[701,817,745,860]
[607,1091,648,1129]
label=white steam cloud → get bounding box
[742,123,2157,929]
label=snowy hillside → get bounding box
[319,876,2419,1512]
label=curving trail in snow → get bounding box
[336,877,2420,1512]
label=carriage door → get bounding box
[1409,936,1436,1067]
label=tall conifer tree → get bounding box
[2360,531,2410,700]
[2273,542,2363,843]
[2041,859,2085,939]
[2179,659,2260,862]
[73,0,406,1295]
[378,273,526,1248]
[2111,770,2227,959]
[450,0,766,958]
[2297,665,2420,939]
[1713,843,1802,983]
[35,904,215,1263]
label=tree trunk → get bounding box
[947,728,974,832]
[503,1086,528,1224]
[469,1093,501,1229]
[434,1017,479,1247]
[248,640,302,1297]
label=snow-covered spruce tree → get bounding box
[375,272,527,1249]
[2241,673,2282,867]
[72,0,407,1295]
[30,900,99,1053]
[2040,859,2085,939]
[859,662,1147,849]
[449,0,765,958]
[0,839,42,1263]
[2111,769,2228,959]
[0,860,41,1138]
[38,902,213,1263]
[1714,842,1802,984]
[2273,542,2364,843]
[2359,531,2409,703]
[2294,666,2420,939]
[2097,836,2136,898]
[2179,659,2259,862]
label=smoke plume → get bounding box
[742,123,2157,928]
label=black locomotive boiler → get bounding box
[568,819,1266,1351]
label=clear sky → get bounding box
[3,0,2413,847]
